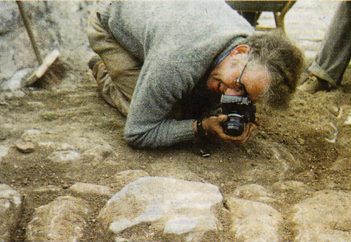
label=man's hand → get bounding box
[201,115,258,144]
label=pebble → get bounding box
[272,180,310,194]
[15,141,35,153]
[32,185,63,193]
[47,150,81,164]
[69,182,113,198]
[344,114,351,126]
[0,145,9,160]
[0,101,9,106]
[330,157,351,171]
[21,129,42,142]
[199,148,211,157]
[297,138,305,145]
[0,128,10,140]
[328,105,339,117]
[233,184,276,203]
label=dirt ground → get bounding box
[1,66,350,241]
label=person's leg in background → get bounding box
[299,1,351,93]
[87,11,141,116]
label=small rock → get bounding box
[296,170,315,180]
[233,184,276,203]
[272,180,310,194]
[62,183,70,189]
[15,141,35,153]
[199,148,211,157]
[328,105,339,117]
[69,182,113,198]
[297,138,305,145]
[82,143,114,163]
[0,145,9,161]
[1,68,32,90]
[38,141,73,151]
[3,90,25,98]
[56,143,75,151]
[0,101,9,106]
[21,129,42,142]
[40,112,60,121]
[47,150,80,164]
[0,128,10,140]
[32,185,63,193]
[114,237,129,242]
[37,141,56,150]
[344,114,351,126]
[330,157,351,171]
[26,101,45,108]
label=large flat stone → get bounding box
[26,196,91,241]
[226,197,282,242]
[98,177,223,241]
[290,190,351,241]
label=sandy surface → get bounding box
[0,0,350,240]
[1,66,350,240]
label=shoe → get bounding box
[88,55,101,70]
[298,75,332,94]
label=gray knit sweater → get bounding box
[97,0,254,148]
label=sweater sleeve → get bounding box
[123,58,198,148]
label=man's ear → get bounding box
[229,44,250,56]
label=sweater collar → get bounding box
[213,36,247,67]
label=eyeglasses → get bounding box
[236,61,249,97]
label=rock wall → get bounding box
[0,1,95,89]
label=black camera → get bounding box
[220,94,256,136]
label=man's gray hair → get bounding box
[239,31,305,108]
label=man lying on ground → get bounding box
[87,0,305,149]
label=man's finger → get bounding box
[240,124,255,143]
[217,115,228,123]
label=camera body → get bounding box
[220,94,256,136]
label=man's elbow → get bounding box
[123,131,155,149]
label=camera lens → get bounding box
[223,114,244,136]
